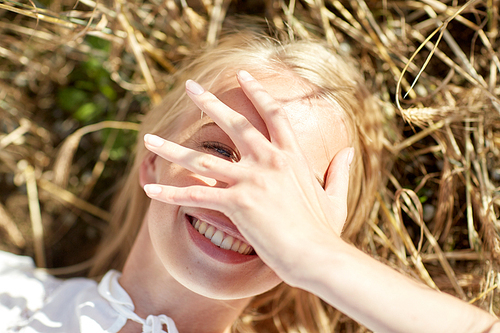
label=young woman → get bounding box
[0,31,498,333]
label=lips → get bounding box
[188,215,254,255]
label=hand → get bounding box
[143,70,353,284]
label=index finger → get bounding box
[185,79,269,157]
[237,70,298,150]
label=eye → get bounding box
[202,141,239,161]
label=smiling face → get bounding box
[141,68,349,300]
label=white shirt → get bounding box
[0,251,178,333]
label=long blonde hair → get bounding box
[90,30,387,332]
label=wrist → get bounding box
[279,232,347,289]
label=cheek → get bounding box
[147,162,182,236]
[155,160,217,187]
[155,160,181,184]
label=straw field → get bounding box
[1,0,499,330]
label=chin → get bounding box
[151,223,282,300]
[176,265,282,301]
[156,238,283,300]
[148,204,283,300]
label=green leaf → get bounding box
[73,102,100,122]
[100,84,117,101]
[58,88,88,112]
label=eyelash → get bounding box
[202,142,239,161]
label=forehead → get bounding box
[183,69,349,178]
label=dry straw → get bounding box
[1,0,500,330]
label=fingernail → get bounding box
[347,147,354,167]
[186,80,204,95]
[238,70,253,82]
[144,184,162,194]
[144,134,164,147]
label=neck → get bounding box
[119,220,251,333]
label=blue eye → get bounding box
[202,142,239,161]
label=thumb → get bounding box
[324,147,354,232]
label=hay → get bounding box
[1,0,500,329]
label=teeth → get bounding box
[231,239,241,252]
[238,243,249,255]
[210,230,224,246]
[191,217,253,255]
[204,225,215,239]
[198,221,207,234]
[220,236,233,250]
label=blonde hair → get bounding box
[90,30,386,332]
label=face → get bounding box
[142,69,349,300]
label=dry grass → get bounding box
[1,0,500,330]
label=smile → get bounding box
[189,216,254,255]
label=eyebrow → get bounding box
[200,122,326,188]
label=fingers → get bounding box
[144,183,226,212]
[185,80,266,156]
[324,147,354,233]
[144,134,238,184]
[236,70,297,149]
